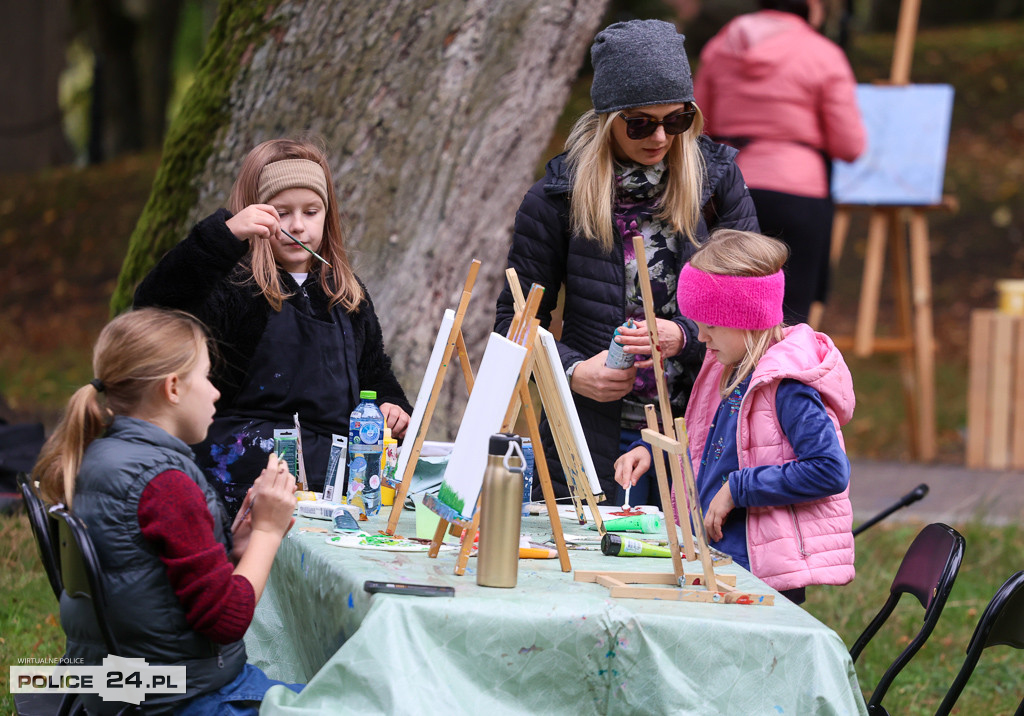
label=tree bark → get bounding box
[113,0,608,438]
[0,0,74,173]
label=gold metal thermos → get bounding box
[476,433,524,588]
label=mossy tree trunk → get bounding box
[113,0,607,438]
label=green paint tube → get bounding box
[603,514,662,533]
[601,533,672,558]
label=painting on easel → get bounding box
[427,333,527,523]
[391,308,455,493]
[832,84,954,206]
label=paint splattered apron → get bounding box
[194,292,359,513]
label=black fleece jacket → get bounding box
[134,209,411,417]
[495,137,759,496]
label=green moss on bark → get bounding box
[110,1,283,314]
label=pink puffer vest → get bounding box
[682,324,856,591]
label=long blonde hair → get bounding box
[565,106,707,254]
[33,309,210,508]
[229,137,363,312]
[689,229,789,396]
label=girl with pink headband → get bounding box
[615,229,855,603]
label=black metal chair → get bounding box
[50,507,143,716]
[849,522,966,715]
[934,570,1024,716]
[13,485,77,716]
[16,473,63,600]
[52,507,122,657]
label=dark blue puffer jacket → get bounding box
[495,136,759,497]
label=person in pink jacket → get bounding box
[614,229,855,603]
[694,0,865,323]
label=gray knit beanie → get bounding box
[590,19,694,114]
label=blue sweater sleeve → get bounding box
[729,379,850,508]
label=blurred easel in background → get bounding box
[811,0,957,461]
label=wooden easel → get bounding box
[576,236,772,604]
[385,260,480,535]
[505,268,606,527]
[810,0,953,461]
[426,283,577,575]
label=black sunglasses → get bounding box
[617,105,696,140]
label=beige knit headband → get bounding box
[257,159,329,208]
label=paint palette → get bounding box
[325,533,457,552]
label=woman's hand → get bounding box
[615,319,685,368]
[380,402,411,438]
[613,446,652,489]
[226,204,280,242]
[703,481,735,542]
[569,352,637,402]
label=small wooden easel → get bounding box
[575,236,772,604]
[385,260,480,535]
[427,283,579,575]
[505,268,606,528]
[811,0,954,461]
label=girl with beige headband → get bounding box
[135,138,411,516]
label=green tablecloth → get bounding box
[248,511,867,715]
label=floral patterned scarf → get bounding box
[613,160,683,429]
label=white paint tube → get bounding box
[323,434,348,502]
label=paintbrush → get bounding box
[280,228,333,269]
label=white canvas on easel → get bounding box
[432,333,527,522]
[832,84,954,206]
[392,309,455,490]
[537,328,603,499]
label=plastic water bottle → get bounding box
[348,390,384,517]
[346,455,367,517]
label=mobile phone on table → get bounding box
[363,580,454,597]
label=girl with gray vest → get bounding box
[34,308,301,714]
[495,19,759,507]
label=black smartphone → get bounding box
[363,580,455,597]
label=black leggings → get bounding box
[748,188,835,325]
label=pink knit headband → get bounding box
[677,263,785,330]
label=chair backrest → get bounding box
[849,522,966,714]
[52,506,122,657]
[16,473,63,601]
[935,570,1024,716]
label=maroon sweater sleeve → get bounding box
[137,470,256,644]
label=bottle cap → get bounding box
[488,433,521,456]
[359,390,377,400]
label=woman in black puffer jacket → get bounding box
[495,19,758,506]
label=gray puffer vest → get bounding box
[61,416,246,714]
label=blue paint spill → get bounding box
[773,707,784,714]
[348,593,354,608]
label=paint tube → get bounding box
[604,318,637,369]
[601,533,672,558]
[381,429,399,488]
[603,514,662,534]
[273,429,299,477]
[292,413,308,490]
[323,434,348,502]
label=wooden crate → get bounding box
[966,310,1024,469]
